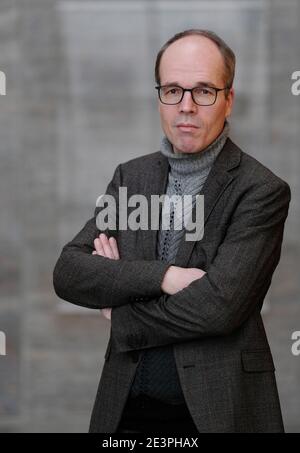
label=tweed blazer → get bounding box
[53,138,291,433]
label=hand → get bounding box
[92,233,120,260]
[101,307,112,320]
[92,233,119,321]
[161,265,206,295]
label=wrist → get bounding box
[161,265,176,294]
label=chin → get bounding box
[175,141,203,154]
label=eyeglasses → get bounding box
[155,84,230,106]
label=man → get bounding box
[53,29,291,433]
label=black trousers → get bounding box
[116,394,199,434]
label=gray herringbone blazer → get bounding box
[53,138,291,433]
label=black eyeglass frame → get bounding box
[155,84,231,106]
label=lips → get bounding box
[177,124,198,132]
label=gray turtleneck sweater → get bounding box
[129,122,230,404]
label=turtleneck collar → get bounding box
[160,121,230,179]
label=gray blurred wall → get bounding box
[0,0,299,432]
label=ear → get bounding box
[225,87,234,118]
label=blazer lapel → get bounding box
[141,154,169,260]
[175,138,241,267]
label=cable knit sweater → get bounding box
[129,122,230,404]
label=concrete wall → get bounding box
[0,0,299,432]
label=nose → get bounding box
[179,90,197,113]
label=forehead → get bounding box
[159,36,225,86]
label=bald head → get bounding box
[159,35,227,90]
[155,29,235,91]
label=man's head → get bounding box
[155,29,235,154]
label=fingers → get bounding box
[108,236,120,260]
[94,236,105,256]
[101,308,112,320]
[93,233,120,260]
[100,233,115,259]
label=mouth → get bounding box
[177,124,198,132]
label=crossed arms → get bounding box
[92,233,206,320]
[53,164,291,353]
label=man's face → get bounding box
[158,36,234,154]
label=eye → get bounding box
[166,87,180,95]
[194,86,214,96]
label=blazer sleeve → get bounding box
[111,178,291,352]
[53,164,170,309]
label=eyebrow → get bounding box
[162,81,218,88]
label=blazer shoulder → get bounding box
[229,139,291,193]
